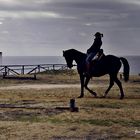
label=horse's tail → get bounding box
[120,57,130,82]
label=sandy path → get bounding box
[0,84,106,90]
[0,84,81,90]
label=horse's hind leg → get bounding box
[103,75,114,98]
[114,77,124,99]
[84,77,97,97]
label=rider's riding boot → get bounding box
[85,63,91,77]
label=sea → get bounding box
[1,55,140,75]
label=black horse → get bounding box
[63,49,130,99]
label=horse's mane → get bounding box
[65,49,86,56]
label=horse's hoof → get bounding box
[92,92,97,97]
[120,96,124,100]
[100,96,106,98]
[78,95,84,98]
[120,94,124,99]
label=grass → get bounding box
[0,71,139,139]
[0,69,110,86]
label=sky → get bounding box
[0,0,140,56]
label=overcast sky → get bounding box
[0,0,140,56]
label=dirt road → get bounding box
[0,84,102,90]
[0,84,81,90]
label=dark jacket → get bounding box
[87,38,102,54]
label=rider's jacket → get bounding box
[87,38,102,54]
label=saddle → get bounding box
[91,49,105,62]
[85,49,105,76]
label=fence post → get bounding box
[53,65,55,70]
[22,66,24,75]
[38,65,40,73]
[3,66,7,78]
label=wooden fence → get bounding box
[0,64,68,79]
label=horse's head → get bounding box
[63,50,73,69]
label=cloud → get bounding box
[0,10,76,19]
[0,0,22,7]
[119,0,140,5]
[0,0,140,55]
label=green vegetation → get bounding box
[0,72,139,139]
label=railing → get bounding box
[0,64,68,79]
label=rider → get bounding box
[85,32,103,76]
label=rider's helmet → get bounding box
[94,32,103,37]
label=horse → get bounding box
[63,49,130,99]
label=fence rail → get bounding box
[0,64,68,79]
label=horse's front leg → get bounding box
[78,74,85,98]
[85,76,97,97]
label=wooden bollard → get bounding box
[55,99,79,112]
[70,99,79,112]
